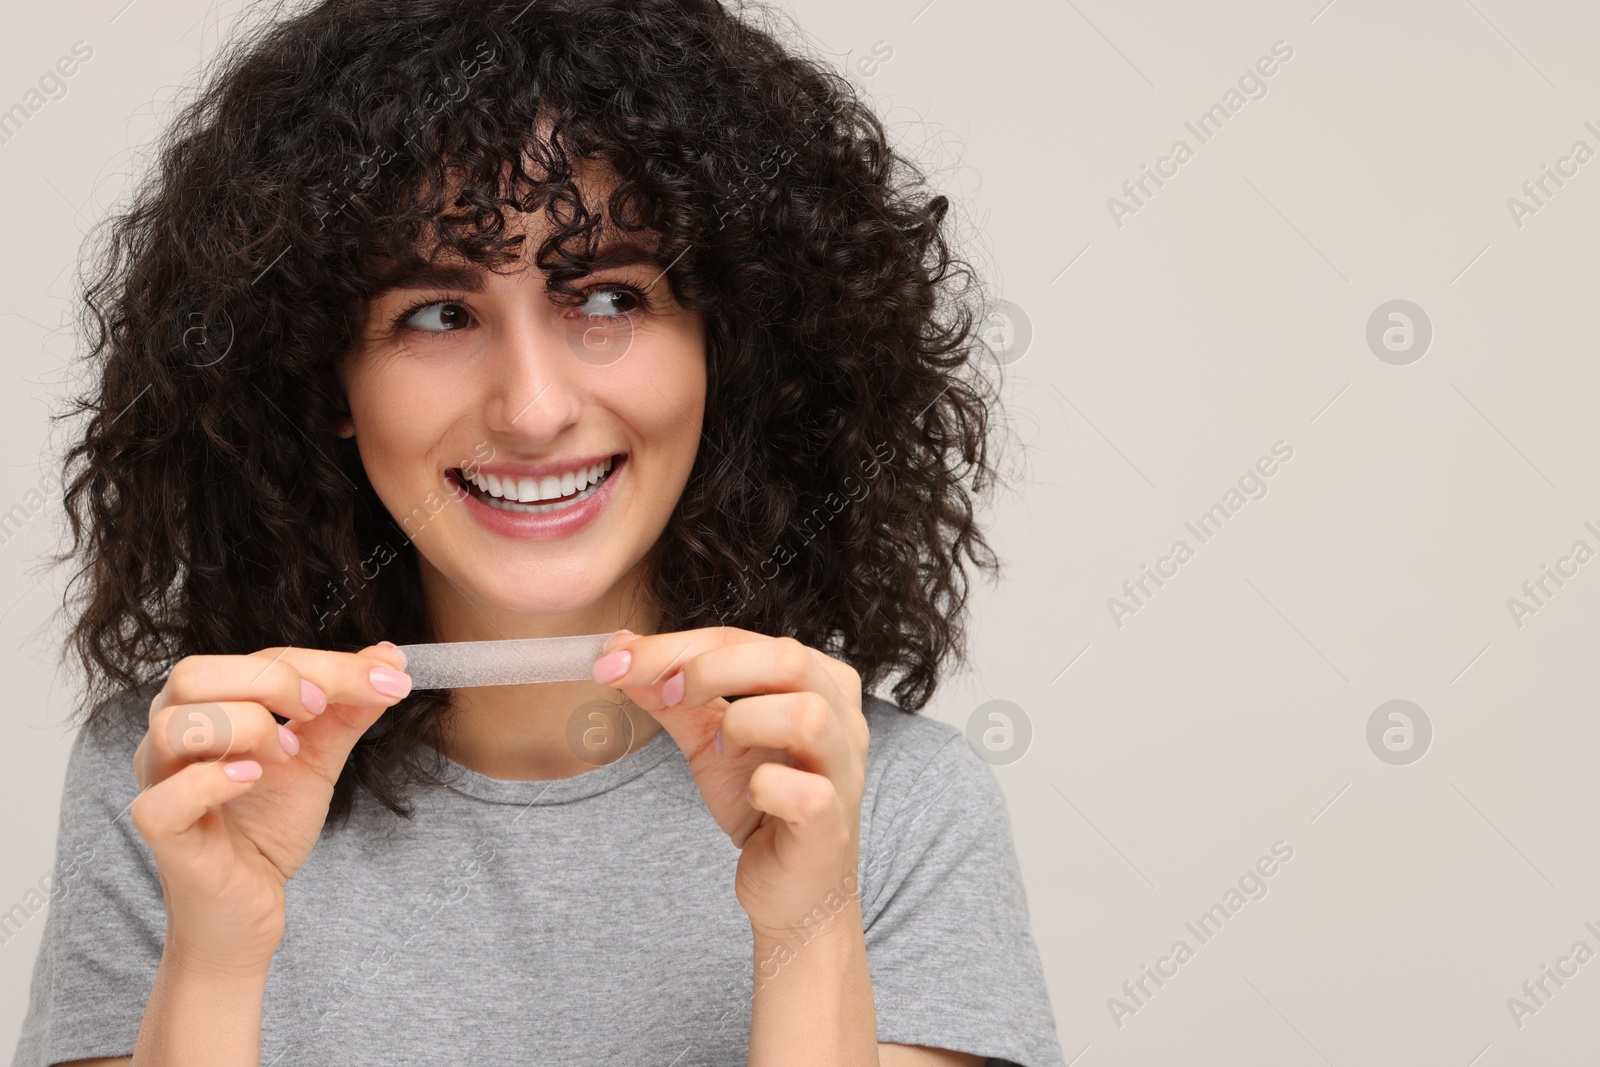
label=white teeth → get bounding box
[460,457,617,505]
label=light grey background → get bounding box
[4,0,1597,1063]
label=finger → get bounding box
[592,626,767,697]
[248,645,411,710]
[589,629,738,756]
[661,637,865,769]
[369,640,408,671]
[129,757,265,867]
[152,655,326,726]
[719,692,855,785]
[600,629,641,655]
[283,643,413,779]
[662,635,852,711]
[746,762,849,848]
[141,701,297,788]
[149,643,410,726]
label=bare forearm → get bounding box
[132,945,269,1066]
[747,905,877,1067]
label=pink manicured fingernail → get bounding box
[301,680,327,715]
[377,640,408,670]
[370,667,412,698]
[603,629,636,654]
[713,728,723,755]
[224,760,262,782]
[277,724,300,756]
[662,671,685,707]
[592,650,630,684]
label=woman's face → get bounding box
[339,203,706,627]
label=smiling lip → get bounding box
[449,453,625,541]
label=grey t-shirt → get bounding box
[11,692,1064,1067]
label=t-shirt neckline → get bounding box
[426,724,680,806]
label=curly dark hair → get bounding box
[59,0,1003,822]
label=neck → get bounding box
[416,558,664,780]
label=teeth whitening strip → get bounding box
[395,633,614,690]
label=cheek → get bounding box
[631,336,707,458]
[644,370,704,439]
[345,360,459,492]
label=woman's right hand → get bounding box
[130,643,413,972]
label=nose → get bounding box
[481,315,582,445]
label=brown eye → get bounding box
[574,285,644,319]
[403,301,473,331]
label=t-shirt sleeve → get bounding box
[857,702,1066,1067]
[9,701,166,1067]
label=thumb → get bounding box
[367,640,408,672]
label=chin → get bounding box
[444,553,632,620]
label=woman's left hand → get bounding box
[592,627,869,938]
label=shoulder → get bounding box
[861,693,962,758]
[858,694,1011,853]
[861,693,998,797]
[54,687,154,833]
[72,688,151,778]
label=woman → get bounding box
[13,0,1062,1064]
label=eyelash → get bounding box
[386,282,655,339]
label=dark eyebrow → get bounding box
[368,262,486,300]
[583,238,667,272]
[367,239,665,300]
